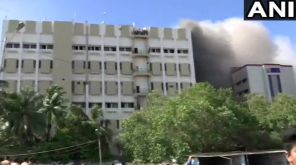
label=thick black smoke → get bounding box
[179,18,295,88]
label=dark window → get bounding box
[5,43,12,48]
[112,47,116,51]
[48,45,53,49]
[50,61,53,68]
[21,60,24,68]
[126,48,131,52]
[151,83,154,90]
[164,64,167,71]
[276,75,282,93]
[16,60,19,68]
[180,83,183,89]
[268,75,274,98]
[119,47,124,51]
[83,62,86,69]
[31,44,37,49]
[244,89,249,94]
[14,44,20,48]
[39,61,41,68]
[33,60,36,68]
[120,62,122,70]
[41,45,46,49]
[23,44,30,49]
[104,47,109,51]
[104,62,106,69]
[166,83,168,90]
[88,62,91,69]
[115,62,117,70]
[116,120,120,129]
[161,83,164,90]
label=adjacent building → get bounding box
[0,20,196,152]
[232,64,296,100]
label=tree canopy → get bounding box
[0,85,113,163]
[119,83,292,163]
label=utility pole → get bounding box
[85,21,90,116]
[95,129,102,165]
[0,22,25,91]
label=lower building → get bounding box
[232,64,296,100]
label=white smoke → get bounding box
[179,17,296,87]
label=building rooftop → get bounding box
[232,63,293,73]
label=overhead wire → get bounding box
[0,139,98,157]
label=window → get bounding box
[119,47,132,52]
[104,46,116,52]
[23,43,37,49]
[151,83,154,90]
[121,102,134,108]
[276,75,282,93]
[72,45,85,50]
[177,49,189,54]
[243,89,249,94]
[33,60,36,68]
[149,48,161,53]
[88,46,101,51]
[6,43,20,48]
[89,103,102,108]
[163,48,174,54]
[40,44,53,50]
[50,61,53,69]
[268,75,275,98]
[105,103,118,108]
[116,120,120,129]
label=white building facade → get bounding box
[0,20,196,150]
[232,64,296,100]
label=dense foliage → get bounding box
[0,86,112,163]
[119,83,293,163]
[1,82,296,163]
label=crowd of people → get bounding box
[0,157,35,165]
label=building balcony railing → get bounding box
[131,29,149,38]
[131,48,149,57]
[133,67,151,76]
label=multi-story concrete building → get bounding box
[0,20,196,151]
[232,64,296,100]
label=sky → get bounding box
[0,0,296,42]
[0,0,296,69]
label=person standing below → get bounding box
[1,157,10,165]
[20,158,28,165]
[282,127,296,165]
[10,158,20,165]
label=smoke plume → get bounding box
[179,18,296,88]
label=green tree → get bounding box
[247,93,296,145]
[39,85,67,141]
[119,83,269,163]
[0,87,45,146]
